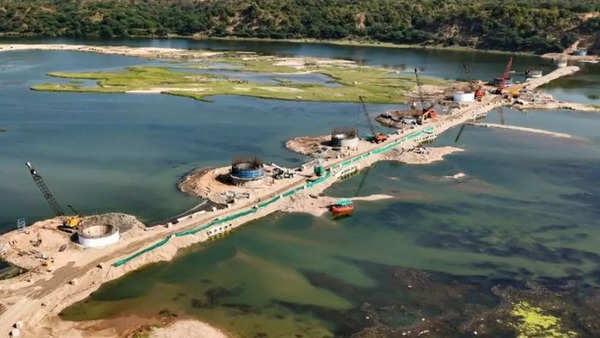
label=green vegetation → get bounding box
[131,333,149,338]
[511,301,577,338]
[32,60,446,104]
[1,0,600,54]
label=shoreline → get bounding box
[0,35,539,56]
[193,36,537,56]
[2,43,444,105]
[0,45,584,338]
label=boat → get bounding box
[330,199,354,217]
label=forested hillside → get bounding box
[1,0,599,54]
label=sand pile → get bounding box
[150,320,227,338]
[285,135,331,156]
[383,146,464,165]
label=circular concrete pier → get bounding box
[78,223,120,248]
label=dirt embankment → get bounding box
[178,165,300,205]
[0,44,221,60]
[150,319,227,338]
[542,40,599,63]
[384,146,464,165]
[285,135,331,156]
[0,213,224,338]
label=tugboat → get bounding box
[330,199,354,217]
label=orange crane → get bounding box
[498,56,513,90]
[494,56,513,94]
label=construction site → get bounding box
[0,46,593,337]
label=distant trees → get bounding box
[0,0,599,53]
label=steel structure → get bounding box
[359,96,387,143]
[498,56,513,90]
[25,162,65,216]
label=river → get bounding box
[1,38,600,336]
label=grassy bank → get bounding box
[32,56,447,104]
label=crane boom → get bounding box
[499,56,513,90]
[359,96,377,136]
[358,96,388,143]
[414,68,426,112]
[25,162,65,216]
[67,204,80,215]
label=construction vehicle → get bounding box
[25,162,81,229]
[463,63,485,102]
[462,64,485,101]
[414,68,438,124]
[64,205,82,228]
[502,83,525,99]
[359,96,388,143]
[475,88,485,101]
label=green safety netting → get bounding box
[112,236,171,267]
[258,195,281,208]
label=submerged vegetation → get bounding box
[511,301,577,338]
[1,0,600,53]
[32,57,446,104]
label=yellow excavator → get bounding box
[64,205,82,228]
[502,83,525,99]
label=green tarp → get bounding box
[113,236,171,267]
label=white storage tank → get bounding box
[78,223,120,248]
[453,91,475,103]
[331,127,359,150]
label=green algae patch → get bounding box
[31,57,447,104]
[511,301,577,338]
